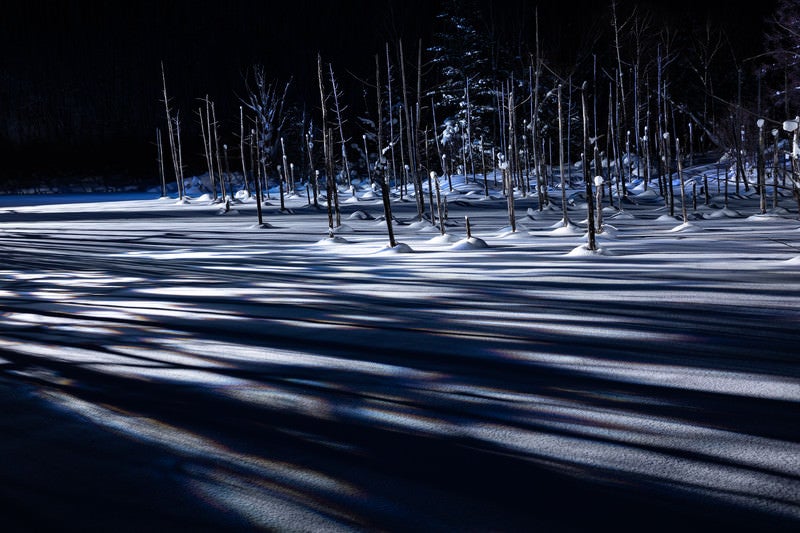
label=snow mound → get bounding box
[596,225,619,238]
[408,220,437,231]
[608,211,636,220]
[496,228,532,239]
[747,213,781,221]
[428,233,461,244]
[374,216,405,225]
[785,256,800,265]
[549,224,584,236]
[768,206,791,215]
[348,210,375,220]
[249,222,274,229]
[669,222,703,233]
[451,237,489,250]
[705,208,742,219]
[548,218,577,229]
[656,214,680,222]
[375,242,414,254]
[315,236,351,245]
[333,223,354,234]
[528,205,558,218]
[566,244,609,256]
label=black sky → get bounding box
[0,0,778,181]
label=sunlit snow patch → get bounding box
[548,223,584,236]
[407,220,438,231]
[374,242,414,254]
[427,233,461,244]
[669,222,703,232]
[705,208,743,219]
[566,244,609,256]
[450,237,489,250]
[314,236,351,245]
[333,223,354,234]
[347,210,375,220]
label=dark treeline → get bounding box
[0,0,794,193]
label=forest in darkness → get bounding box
[0,0,792,190]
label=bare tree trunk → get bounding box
[378,159,397,248]
[582,82,597,251]
[386,43,398,191]
[160,62,183,200]
[279,136,288,210]
[212,102,227,202]
[307,133,319,208]
[757,120,766,214]
[203,97,218,201]
[558,84,569,226]
[174,113,185,199]
[156,128,166,198]
[317,55,335,237]
[399,39,425,220]
[433,171,445,236]
[426,128,436,223]
[328,63,352,190]
[223,143,232,209]
[676,138,688,223]
[239,106,250,197]
[199,104,216,201]
[772,129,780,209]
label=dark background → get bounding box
[0,0,777,186]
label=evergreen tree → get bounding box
[763,0,800,118]
[427,0,498,161]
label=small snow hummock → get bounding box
[375,242,414,254]
[451,236,489,250]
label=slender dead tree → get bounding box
[558,84,569,226]
[239,106,250,197]
[243,65,291,207]
[372,51,396,246]
[676,137,688,223]
[399,38,425,220]
[385,43,398,191]
[156,128,166,198]
[328,63,352,189]
[317,54,336,237]
[211,102,227,202]
[223,143,232,208]
[198,100,217,201]
[160,62,184,200]
[307,132,319,208]
[173,112,186,199]
[582,81,598,251]
[432,171,445,236]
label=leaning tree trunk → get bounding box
[317,54,335,237]
[160,62,183,201]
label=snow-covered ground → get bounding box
[1,167,799,532]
